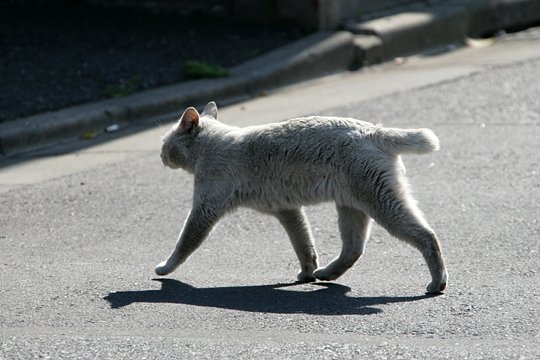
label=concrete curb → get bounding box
[345,0,540,65]
[1,0,538,157]
[346,2,468,63]
[0,31,355,157]
[459,0,540,37]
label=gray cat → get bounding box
[157,101,447,294]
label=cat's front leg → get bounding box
[155,206,220,276]
[275,208,319,282]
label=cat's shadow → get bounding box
[104,279,436,315]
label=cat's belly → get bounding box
[239,175,347,211]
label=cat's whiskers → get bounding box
[155,119,166,129]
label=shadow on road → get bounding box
[104,279,435,315]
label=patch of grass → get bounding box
[105,76,141,98]
[185,60,229,79]
[247,48,262,58]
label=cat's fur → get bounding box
[157,101,448,293]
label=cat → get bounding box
[156,101,448,294]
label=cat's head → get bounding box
[160,101,218,170]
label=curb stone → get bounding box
[0,31,354,157]
[1,0,539,157]
[345,2,468,62]
[345,0,540,65]
[457,0,540,37]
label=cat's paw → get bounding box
[426,271,448,294]
[313,267,339,281]
[426,280,447,294]
[155,261,172,276]
[297,270,316,283]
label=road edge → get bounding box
[1,0,538,157]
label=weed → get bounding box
[185,60,229,79]
[105,76,141,98]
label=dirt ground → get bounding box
[0,2,306,122]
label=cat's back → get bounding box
[241,115,372,142]
[221,116,378,176]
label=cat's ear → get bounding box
[202,101,218,119]
[178,107,199,133]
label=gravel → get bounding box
[0,2,306,122]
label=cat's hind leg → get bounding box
[314,206,371,281]
[372,190,448,294]
[275,208,319,282]
[155,206,219,276]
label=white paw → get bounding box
[297,270,316,283]
[426,271,448,294]
[313,267,339,281]
[426,280,447,294]
[154,261,172,276]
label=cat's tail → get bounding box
[373,127,440,155]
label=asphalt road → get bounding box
[1,29,539,358]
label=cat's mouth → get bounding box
[161,151,181,169]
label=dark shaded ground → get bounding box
[0,2,306,122]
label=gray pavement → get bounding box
[1,30,539,358]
